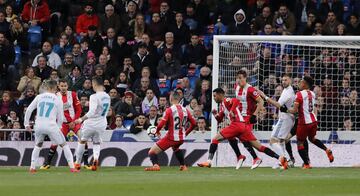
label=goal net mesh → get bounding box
[215,38,360,133]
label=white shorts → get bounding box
[271,118,294,140]
[80,120,107,143]
[34,124,66,145]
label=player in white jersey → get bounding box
[24,80,78,174]
[257,74,295,168]
[74,77,111,171]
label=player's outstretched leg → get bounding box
[270,138,285,169]
[243,141,261,169]
[145,144,163,171]
[30,143,42,174]
[40,144,57,170]
[92,143,101,171]
[74,141,86,170]
[173,148,187,171]
[285,141,295,167]
[198,134,225,168]
[60,143,79,173]
[250,140,288,170]
[309,137,334,163]
[228,139,246,169]
[297,141,311,169]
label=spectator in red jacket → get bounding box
[76,3,99,36]
[21,0,50,38]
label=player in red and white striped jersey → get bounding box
[282,76,334,169]
[145,91,197,171]
[198,86,288,169]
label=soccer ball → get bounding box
[147,126,157,137]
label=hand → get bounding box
[74,118,83,124]
[156,132,161,139]
[127,113,133,117]
[211,109,218,116]
[59,41,65,48]
[68,122,75,129]
[25,125,32,132]
[256,89,265,98]
[280,105,288,113]
[250,115,257,124]
[30,20,38,26]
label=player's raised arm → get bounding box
[258,89,282,109]
[24,96,38,129]
[185,109,197,136]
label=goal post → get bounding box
[211,35,360,138]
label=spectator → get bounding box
[58,53,75,78]
[72,43,86,67]
[0,11,10,37]
[63,25,77,45]
[76,78,94,98]
[195,66,212,92]
[148,12,166,46]
[186,97,199,117]
[85,25,104,57]
[214,0,241,26]
[133,76,155,99]
[302,11,318,35]
[115,72,129,97]
[94,64,106,80]
[168,12,190,46]
[9,17,28,51]
[323,11,341,35]
[53,33,73,59]
[18,86,36,108]
[157,32,182,60]
[339,78,351,97]
[0,32,15,90]
[83,50,96,78]
[193,0,210,29]
[346,14,360,35]
[183,34,206,65]
[193,79,211,113]
[138,33,158,57]
[65,65,85,91]
[17,67,41,94]
[5,5,16,23]
[181,77,194,102]
[340,118,354,131]
[76,3,99,36]
[106,106,116,130]
[227,9,250,35]
[313,22,324,35]
[104,28,116,50]
[131,43,158,78]
[193,105,203,119]
[336,23,346,36]
[115,90,138,120]
[142,89,158,115]
[21,0,50,38]
[254,6,273,34]
[0,91,19,118]
[79,93,89,116]
[121,57,136,84]
[109,88,120,106]
[159,1,175,26]
[99,4,122,35]
[129,114,150,134]
[295,0,316,34]
[47,69,59,82]
[127,13,148,41]
[113,35,132,69]
[272,4,296,35]
[157,49,182,80]
[195,116,210,133]
[120,0,138,29]
[32,41,62,69]
[34,55,52,81]
[258,24,276,35]
[321,77,339,105]
[158,95,168,114]
[200,54,213,70]
[147,105,160,126]
[319,0,344,23]
[114,115,126,130]
[9,120,21,141]
[7,110,20,124]
[350,90,358,106]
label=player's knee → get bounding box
[258,145,266,152]
[148,149,157,156]
[211,138,219,144]
[309,137,316,143]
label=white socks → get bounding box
[30,146,41,170]
[75,143,86,164]
[93,144,100,161]
[62,145,75,169]
[271,142,285,157]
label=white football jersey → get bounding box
[85,91,111,122]
[24,92,64,128]
[278,85,295,120]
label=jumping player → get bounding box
[197,86,288,169]
[74,77,111,171]
[41,79,91,170]
[145,91,197,171]
[24,80,78,173]
[281,76,334,169]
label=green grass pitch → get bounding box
[0,167,359,196]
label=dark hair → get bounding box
[213,87,225,94]
[282,73,292,78]
[58,79,68,84]
[172,91,181,100]
[37,55,47,63]
[303,75,314,88]
[47,80,58,89]
[198,116,206,121]
[237,70,247,78]
[92,77,104,86]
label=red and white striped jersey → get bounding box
[235,83,260,122]
[56,91,82,123]
[157,104,196,141]
[295,90,317,125]
[216,97,244,123]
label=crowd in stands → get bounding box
[0,0,360,140]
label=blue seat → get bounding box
[27,26,42,49]
[171,79,183,90]
[157,79,171,95]
[123,120,133,130]
[188,76,198,89]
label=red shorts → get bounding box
[61,123,81,136]
[220,122,257,142]
[156,137,184,151]
[296,122,317,142]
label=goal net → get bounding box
[212,36,360,138]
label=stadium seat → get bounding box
[27,26,42,49]
[123,120,133,130]
[157,79,171,95]
[171,79,183,90]
[188,76,197,89]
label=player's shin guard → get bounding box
[285,142,294,160]
[174,149,185,165]
[30,146,41,169]
[208,139,219,161]
[260,146,279,159]
[297,145,309,165]
[45,144,57,165]
[93,144,100,161]
[75,143,85,164]
[63,145,75,169]
[228,139,242,157]
[148,151,159,165]
[311,139,327,151]
[83,143,89,165]
[243,142,258,159]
